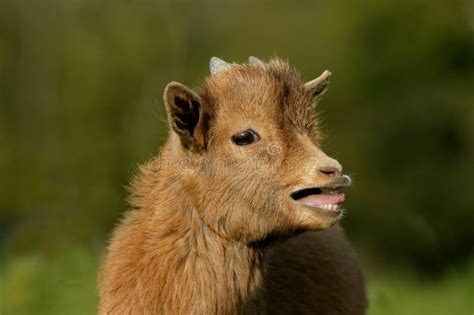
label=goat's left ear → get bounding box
[304,70,332,107]
[164,82,204,152]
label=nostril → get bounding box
[319,166,340,177]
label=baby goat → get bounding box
[98,56,367,314]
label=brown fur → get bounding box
[98,58,367,314]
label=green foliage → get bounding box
[367,259,474,315]
[0,249,99,315]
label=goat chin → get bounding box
[98,56,367,315]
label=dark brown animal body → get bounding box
[98,57,366,314]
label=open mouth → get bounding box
[290,187,345,212]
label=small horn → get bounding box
[248,56,264,65]
[210,57,231,75]
[304,70,332,98]
[304,70,332,107]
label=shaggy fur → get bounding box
[98,57,367,314]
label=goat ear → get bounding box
[304,70,331,107]
[164,82,203,152]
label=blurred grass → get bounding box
[367,260,474,315]
[1,248,473,315]
[0,248,99,315]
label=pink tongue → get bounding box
[297,193,345,207]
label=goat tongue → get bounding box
[297,193,345,207]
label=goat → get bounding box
[98,56,367,314]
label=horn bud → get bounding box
[209,57,231,75]
[248,56,264,65]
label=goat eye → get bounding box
[231,129,260,146]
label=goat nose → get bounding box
[319,166,341,177]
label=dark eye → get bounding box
[231,129,260,146]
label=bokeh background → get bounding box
[1,1,473,314]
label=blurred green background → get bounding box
[1,1,473,314]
